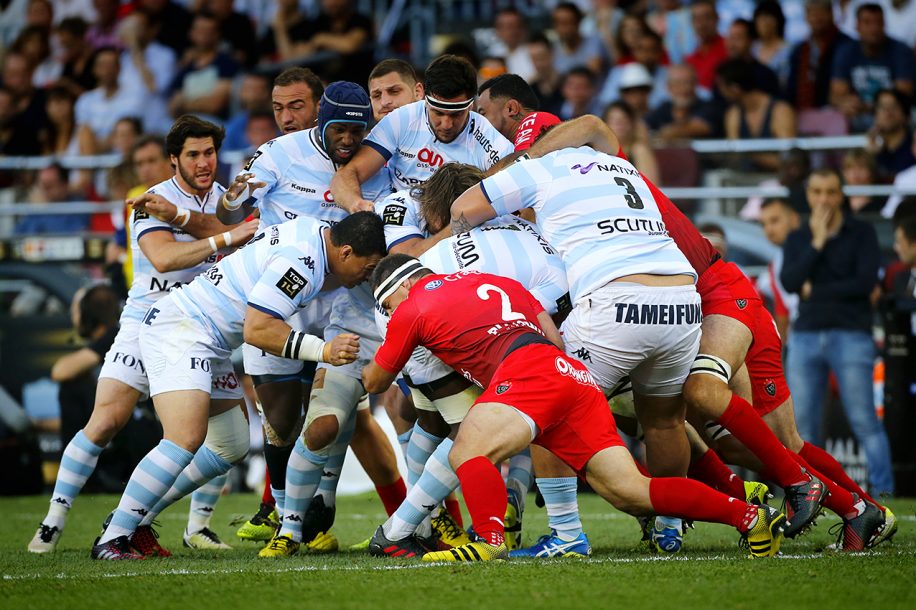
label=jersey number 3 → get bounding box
[614,177,644,210]
[477,284,525,322]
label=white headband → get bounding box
[425,95,474,112]
[373,260,425,307]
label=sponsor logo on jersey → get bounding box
[299,256,315,272]
[417,147,444,168]
[572,346,592,363]
[284,210,299,220]
[212,372,239,390]
[495,382,512,395]
[452,232,480,267]
[736,299,747,309]
[613,302,703,325]
[397,149,416,159]
[243,150,263,171]
[472,125,501,164]
[291,183,317,194]
[424,279,443,290]
[383,204,407,226]
[554,357,598,388]
[597,217,668,236]
[133,208,150,221]
[571,161,639,176]
[110,351,145,373]
[277,268,307,298]
[764,379,777,396]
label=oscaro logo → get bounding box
[323,190,334,203]
[424,280,443,290]
[417,148,444,167]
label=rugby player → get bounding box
[91,212,386,560]
[364,257,786,561]
[476,73,561,151]
[368,59,424,121]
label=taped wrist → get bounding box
[284,330,325,362]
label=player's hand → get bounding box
[128,193,177,222]
[225,172,266,205]
[323,333,360,366]
[229,219,260,246]
[349,199,375,214]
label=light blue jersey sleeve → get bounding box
[375,190,425,248]
[363,105,406,162]
[247,247,322,320]
[479,158,554,216]
[242,138,284,209]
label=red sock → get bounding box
[456,456,507,546]
[717,394,806,488]
[799,442,882,510]
[688,449,746,499]
[262,467,275,507]
[375,478,407,517]
[791,453,862,519]
[649,477,757,532]
[445,497,464,527]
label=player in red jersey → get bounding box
[362,254,786,561]
[518,115,892,551]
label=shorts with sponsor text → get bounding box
[698,260,789,415]
[140,298,243,400]
[561,282,702,397]
[475,343,624,473]
[98,319,149,398]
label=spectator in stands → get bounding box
[725,18,780,96]
[40,85,77,155]
[1,51,47,156]
[884,0,916,49]
[842,149,884,214]
[10,25,59,87]
[223,72,271,151]
[551,2,605,76]
[751,0,791,88]
[168,12,239,120]
[25,0,54,31]
[139,0,192,56]
[271,66,323,134]
[685,0,727,93]
[528,33,564,115]
[15,164,88,235]
[75,47,140,155]
[718,58,796,172]
[111,116,141,159]
[698,221,727,258]
[830,2,915,132]
[117,9,176,135]
[615,63,655,121]
[53,0,97,24]
[258,0,309,62]
[0,86,36,161]
[786,0,851,111]
[759,197,800,341]
[645,63,720,141]
[604,100,660,183]
[882,140,916,219]
[86,0,121,49]
[225,108,277,178]
[648,0,696,65]
[612,13,652,66]
[866,88,916,183]
[277,0,374,84]
[581,0,623,65]
[367,59,423,122]
[599,30,670,110]
[488,7,535,82]
[891,215,916,302]
[206,0,257,69]
[478,56,507,85]
[741,147,812,219]
[559,66,599,120]
[781,167,895,497]
[56,17,96,96]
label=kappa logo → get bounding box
[299,256,315,272]
[277,268,307,298]
[571,162,598,174]
[422,504,437,511]
[322,471,337,478]
[573,347,592,363]
[53,497,69,506]
[425,279,443,290]
[495,382,512,395]
[764,379,777,397]
[131,508,149,516]
[736,299,747,309]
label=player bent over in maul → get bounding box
[363,256,786,561]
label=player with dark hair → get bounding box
[273,67,324,133]
[30,116,258,555]
[362,255,785,562]
[331,54,513,213]
[368,59,424,121]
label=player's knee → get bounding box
[86,400,132,443]
[205,407,250,463]
[684,354,732,411]
[304,414,340,452]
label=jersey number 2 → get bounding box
[477,284,525,321]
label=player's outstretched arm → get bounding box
[362,360,397,395]
[525,114,621,159]
[537,311,564,350]
[217,172,266,225]
[330,146,386,213]
[138,220,258,273]
[244,306,359,365]
[449,184,497,234]
[129,191,255,238]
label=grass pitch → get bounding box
[1,492,914,609]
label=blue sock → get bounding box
[405,423,443,488]
[99,440,193,544]
[507,447,533,512]
[385,438,458,540]
[188,472,229,533]
[537,477,583,542]
[279,437,326,542]
[142,445,232,525]
[46,430,104,528]
[397,428,413,462]
[315,413,356,508]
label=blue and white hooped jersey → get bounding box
[374,189,427,249]
[243,127,392,228]
[123,177,227,323]
[480,147,695,302]
[168,217,328,350]
[363,100,513,190]
[420,216,569,315]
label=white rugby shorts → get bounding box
[98,319,150,398]
[561,282,702,397]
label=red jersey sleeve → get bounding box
[374,298,422,375]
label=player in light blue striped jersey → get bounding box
[91,213,386,560]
